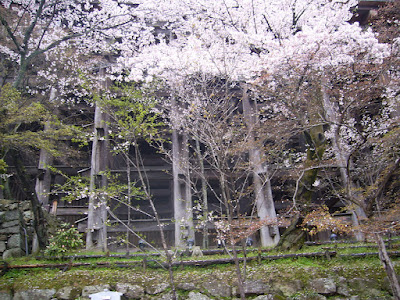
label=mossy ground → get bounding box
[0,242,398,299]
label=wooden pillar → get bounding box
[171,97,194,248]
[35,131,53,210]
[35,88,56,211]
[86,69,110,251]
[172,130,194,248]
[242,85,280,247]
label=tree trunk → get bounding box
[195,139,209,249]
[126,154,131,254]
[242,85,279,247]
[220,173,246,300]
[14,55,28,90]
[277,213,305,251]
[322,79,366,241]
[375,233,400,300]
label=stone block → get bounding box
[7,234,21,249]
[243,280,270,295]
[20,201,31,212]
[2,210,19,222]
[2,220,19,228]
[0,226,19,234]
[115,283,144,299]
[311,278,336,295]
[2,248,22,260]
[0,201,18,211]
[146,283,169,295]
[176,282,197,291]
[336,276,350,297]
[81,284,111,297]
[55,286,83,300]
[188,292,211,300]
[202,280,232,298]
[273,279,303,296]
[13,289,56,300]
[0,235,7,241]
[0,241,6,253]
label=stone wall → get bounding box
[0,275,395,299]
[0,200,32,259]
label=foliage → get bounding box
[301,205,352,236]
[50,167,146,207]
[44,223,84,256]
[0,84,83,156]
[302,202,400,239]
[214,217,280,245]
[103,83,166,149]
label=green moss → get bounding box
[1,243,399,297]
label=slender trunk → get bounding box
[100,193,108,252]
[321,79,365,240]
[220,173,246,300]
[126,154,131,254]
[86,171,95,250]
[195,139,209,249]
[133,143,177,300]
[375,233,400,300]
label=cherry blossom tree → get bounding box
[114,0,386,247]
[0,0,153,90]
[257,1,400,295]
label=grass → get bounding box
[5,239,399,266]
[0,240,398,295]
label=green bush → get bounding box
[45,223,84,256]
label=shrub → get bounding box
[44,223,84,256]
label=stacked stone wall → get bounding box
[0,200,32,259]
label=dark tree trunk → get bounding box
[277,213,305,252]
